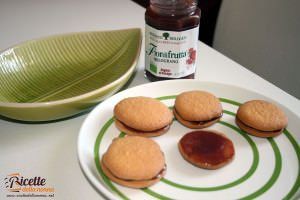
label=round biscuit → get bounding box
[174,91,222,121]
[102,136,165,180]
[237,100,288,131]
[114,97,173,131]
[178,130,234,170]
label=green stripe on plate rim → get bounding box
[239,137,282,200]
[93,96,299,200]
[282,129,300,200]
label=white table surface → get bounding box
[0,0,299,199]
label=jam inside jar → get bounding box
[145,0,201,81]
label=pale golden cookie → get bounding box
[101,136,166,188]
[178,130,235,169]
[174,91,222,128]
[114,97,173,136]
[236,100,288,137]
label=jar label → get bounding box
[145,24,199,78]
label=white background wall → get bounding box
[213,0,300,99]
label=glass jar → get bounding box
[145,0,201,81]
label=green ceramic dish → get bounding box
[0,28,142,121]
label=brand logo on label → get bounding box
[146,43,187,59]
[150,31,187,41]
[162,32,169,40]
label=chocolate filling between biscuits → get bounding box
[236,117,283,133]
[104,163,167,182]
[174,108,223,125]
[118,120,170,133]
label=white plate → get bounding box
[77,80,300,200]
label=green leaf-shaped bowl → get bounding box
[0,28,142,122]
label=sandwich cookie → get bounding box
[101,136,166,188]
[114,97,173,137]
[236,100,288,137]
[174,91,223,129]
[178,130,235,169]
